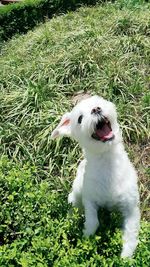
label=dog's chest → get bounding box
[83,157,120,206]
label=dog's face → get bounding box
[51,96,121,153]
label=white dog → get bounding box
[51,95,140,258]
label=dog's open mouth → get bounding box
[91,117,114,142]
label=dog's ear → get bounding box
[51,112,71,139]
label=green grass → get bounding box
[0,0,150,265]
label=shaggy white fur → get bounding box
[51,95,140,258]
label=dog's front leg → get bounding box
[83,200,99,237]
[121,205,140,258]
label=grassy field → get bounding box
[0,0,150,266]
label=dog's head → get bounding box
[51,95,121,153]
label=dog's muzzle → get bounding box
[91,116,114,142]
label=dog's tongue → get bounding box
[96,124,113,141]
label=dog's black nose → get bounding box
[91,107,102,115]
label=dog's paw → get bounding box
[83,228,91,237]
[83,218,99,237]
[68,192,74,204]
[121,247,133,258]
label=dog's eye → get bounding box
[78,115,83,124]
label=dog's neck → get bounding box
[83,142,124,161]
